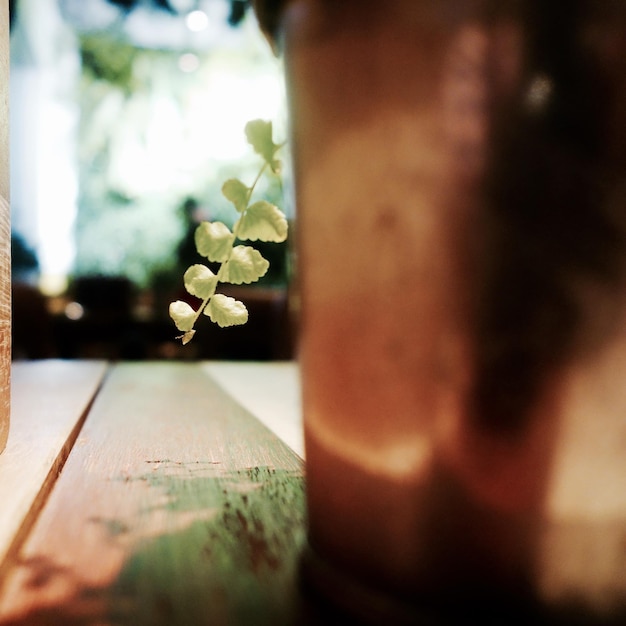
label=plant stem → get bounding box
[189,157,272,329]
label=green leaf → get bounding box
[245,119,278,165]
[222,178,250,213]
[195,221,235,262]
[236,201,288,242]
[183,264,218,299]
[169,300,196,332]
[205,294,249,327]
[220,245,269,284]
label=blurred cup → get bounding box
[256,0,626,621]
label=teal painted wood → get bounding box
[0,363,307,625]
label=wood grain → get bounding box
[203,361,304,458]
[0,0,11,455]
[0,361,107,574]
[0,195,10,455]
[0,362,306,626]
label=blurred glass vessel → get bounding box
[256,0,626,621]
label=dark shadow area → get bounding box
[12,273,295,361]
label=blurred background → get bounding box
[9,0,295,361]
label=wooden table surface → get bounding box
[1,360,625,625]
[0,360,311,626]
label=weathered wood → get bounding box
[0,361,107,573]
[0,0,11,455]
[203,361,304,458]
[0,362,306,625]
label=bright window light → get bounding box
[185,10,209,32]
[178,52,200,73]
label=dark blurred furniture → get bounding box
[11,282,55,360]
[51,277,295,361]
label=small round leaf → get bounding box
[222,178,250,213]
[236,201,288,242]
[169,300,196,332]
[219,245,269,284]
[183,264,218,299]
[205,294,249,327]
[244,119,278,164]
[195,221,235,262]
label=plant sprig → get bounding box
[169,119,287,344]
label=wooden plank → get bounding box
[0,362,306,625]
[0,361,108,571]
[0,0,11,455]
[203,361,304,459]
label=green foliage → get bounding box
[206,294,249,327]
[184,265,218,299]
[222,179,250,213]
[236,201,288,242]
[80,35,137,92]
[244,119,282,173]
[195,222,236,262]
[219,245,270,285]
[169,120,287,340]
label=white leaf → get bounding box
[222,178,249,213]
[236,201,288,242]
[169,300,196,332]
[244,119,277,164]
[195,221,235,262]
[183,264,217,299]
[205,294,249,327]
[219,245,269,284]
